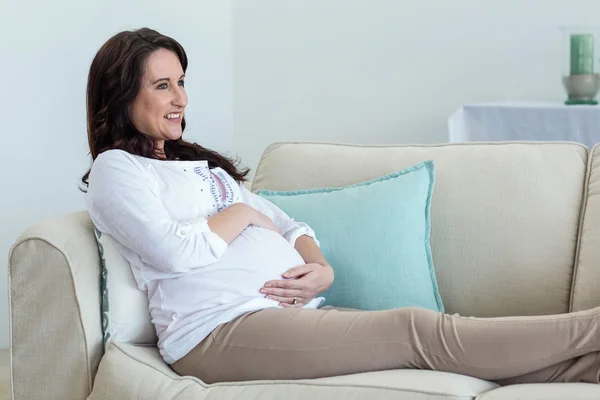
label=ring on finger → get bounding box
[292,297,297,305]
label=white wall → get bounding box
[233,0,600,172]
[4,0,600,350]
[0,0,233,349]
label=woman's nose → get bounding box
[172,86,187,108]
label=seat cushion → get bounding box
[476,382,600,399]
[88,342,499,400]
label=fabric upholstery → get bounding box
[571,143,600,311]
[88,342,499,400]
[253,142,588,317]
[9,211,103,400]
[476,382,600,399]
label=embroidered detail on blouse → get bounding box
[213,169,235,209]
[194,166,235,211]
[194,167,210,182]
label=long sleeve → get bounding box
[239,184,320,247]
[86,150,228,273]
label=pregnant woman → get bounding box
[84,28,600,385]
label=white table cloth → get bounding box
[448,102,600,148]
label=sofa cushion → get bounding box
[571,143,600,311]
[252,142,588,317]
[88,342,499,400]
[258,161,444,312]
[92,228,157,346]
[476,382,600,399]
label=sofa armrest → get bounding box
[9,211,103,400]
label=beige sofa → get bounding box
[9,141,600,399]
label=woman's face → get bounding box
[129,48,187,152]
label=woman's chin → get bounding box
[166,130,183,141]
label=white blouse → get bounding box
[85,149,324,364]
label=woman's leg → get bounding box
[171,306,600,384]
[495,352,600,385]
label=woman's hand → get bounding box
[208,203,278,243]
[260,263,334,307]
[249,206,279,234]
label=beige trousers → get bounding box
[171,306,600,384]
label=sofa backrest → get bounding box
[571,144,600,312]
[252,142,593,317]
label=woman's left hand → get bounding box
[260,263,334,307]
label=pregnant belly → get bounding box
[160,226,306,307]
[220,226,306,287]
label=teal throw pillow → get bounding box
[257,161,444,312]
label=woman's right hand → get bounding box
[249,206,280,234]
[208,203,278,244]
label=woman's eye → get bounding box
[178,80,185,87]
[157,83,168,89]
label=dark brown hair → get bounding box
[81,27,248,188]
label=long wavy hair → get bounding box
[81,28,248,188]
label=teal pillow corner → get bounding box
[257,160,444,313]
